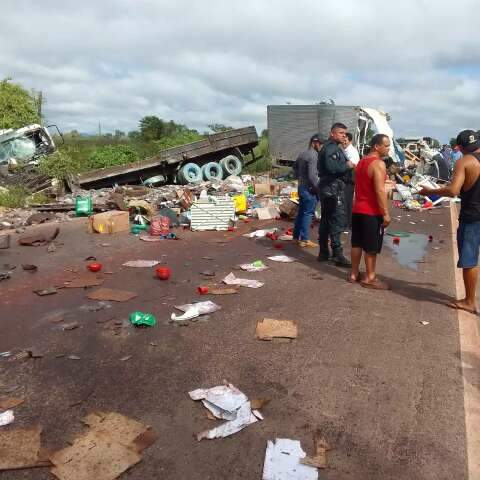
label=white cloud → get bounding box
[0,0,479,141]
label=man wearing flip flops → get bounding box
[419,130,480,314]
[349,134,391,290]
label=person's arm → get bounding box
[418,158,466,197]
[371,160,390,227]
[324,146,353,174]
[307,154,319,193]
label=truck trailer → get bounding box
[267,104,404,166]
[72,126,259,189]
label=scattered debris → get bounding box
[67,355,81,361]
[22,264,38,272]
[88,210,130,234]
[122,260,160,268]
[0,234,10,249]
[419,321,430,326]
[171,301,221,322]
[267,255,296,263]
[0,397,25,411]
[62,322,80,331]
[79,301,111,312]
[0,426,49,471]
[120,355,132,362]
[33,287,58,296]
[87,262,102,272]
[0,410,14,426]
[200,270,216,277]
[301,431,331,469]
[189,383,263,441]
[262,438,319,480]
[18,225,59,246]
[256,318,298,341]
[87,288,137,302]
[239,260,268,272]
[223,272,264,289]
[208,286,239,295]
[244,228,278,238]
[64,275,104,288]
[0,272,10,281]
[129,311,156,327]
[47,242,57,253]
[49,411,157,480]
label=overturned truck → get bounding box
[70,126,259,190]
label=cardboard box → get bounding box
[88,211,130,234]
[279,199,298,219]
[254,183,274,195]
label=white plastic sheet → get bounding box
[243,228,278,238]
[267,255,296,263]
[122,260,160,268]
[262,438,318,480]
[0,410,14,426]
[223,272,264,288]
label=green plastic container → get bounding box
[130,224,149,234]
[75,196,93,217]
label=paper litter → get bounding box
[122,260,160,268]
[189,383,263,441]
[267,255,296,263]
[223,272,264,289]
[171,301,221,321]
[239,260,268,272]
[262,438,318,480]
[243,228,278,238]
[0,410,14,427]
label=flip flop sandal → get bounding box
[446,301,478,315]
[361,278,390,290]
[348,273,365,283]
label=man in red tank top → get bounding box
[350,134,391,289]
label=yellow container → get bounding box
[290,191,299,200]
[233,194,247,213]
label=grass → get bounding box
[244,136,272,174]
[0,186,29,208]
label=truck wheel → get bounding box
[220,155,242,176]
[201,162,224,181]
[178,163,202,184]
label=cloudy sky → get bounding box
[2,0,479,141]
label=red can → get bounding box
[156,266,171,280]
[87,262,102,272]
[197,286,209,295]
[428,235,433,242]
[393,237,400,244]
[227,226,235,232]
[274,243,284,250]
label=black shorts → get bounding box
[351,213,384,254]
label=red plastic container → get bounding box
[393,237,400,244]
[274,243,284,250]
[227,226,235,232]
[197,286,209,295]
[156,266,171,280]
[428,235,433,242]
[87,262,102,272]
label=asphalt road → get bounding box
[0,205,473,479]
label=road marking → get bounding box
[449,204,480,479]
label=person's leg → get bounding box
[330,191,350,266]
[318,197,333,259]
[293,188,306,241]
[350,213,363,281]
[364,253,377,282]
[299,189,317,242]
[463,267,478,307]
[350,247,363,281]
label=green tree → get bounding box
[139,116,164,140]
[0,78,41,129]
[207,123,232,133]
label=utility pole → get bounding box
[98,121,102,137]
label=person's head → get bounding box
[343,132,353,147]
[369,134,391,158]
[309,134,323,151]
[456,130,480,154]
[330,122,347,144]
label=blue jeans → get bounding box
[293,184,317,241]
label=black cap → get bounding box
[310,134,322,144]
[456,130,480,153]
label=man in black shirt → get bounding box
[317,123,355,266]
[420,130,480,314]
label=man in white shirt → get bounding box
[343,133,360,228]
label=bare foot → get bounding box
[361,277,390,290]
[447,299,478,315]
[348,272,364,283]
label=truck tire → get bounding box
[201,162,223,181]
[178,163,202,184]
[220,155,242,176]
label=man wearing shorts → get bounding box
[419,130,480,314]
[350,134,391,289]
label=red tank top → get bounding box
[352,155,384,216]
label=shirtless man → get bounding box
[419,130,480,314]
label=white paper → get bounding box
[243,228,278,238]
[171,305,200,321]
[267,255,296,263]
[122,260,160,267]
[223,272,264,288]
[262,438,318,480]
[0,410,14,426]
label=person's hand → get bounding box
[417,187,431,196]
[347,160,355,169]
[382,213,391,228]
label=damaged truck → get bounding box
[267,104,405,167]
[71,126,259,189]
